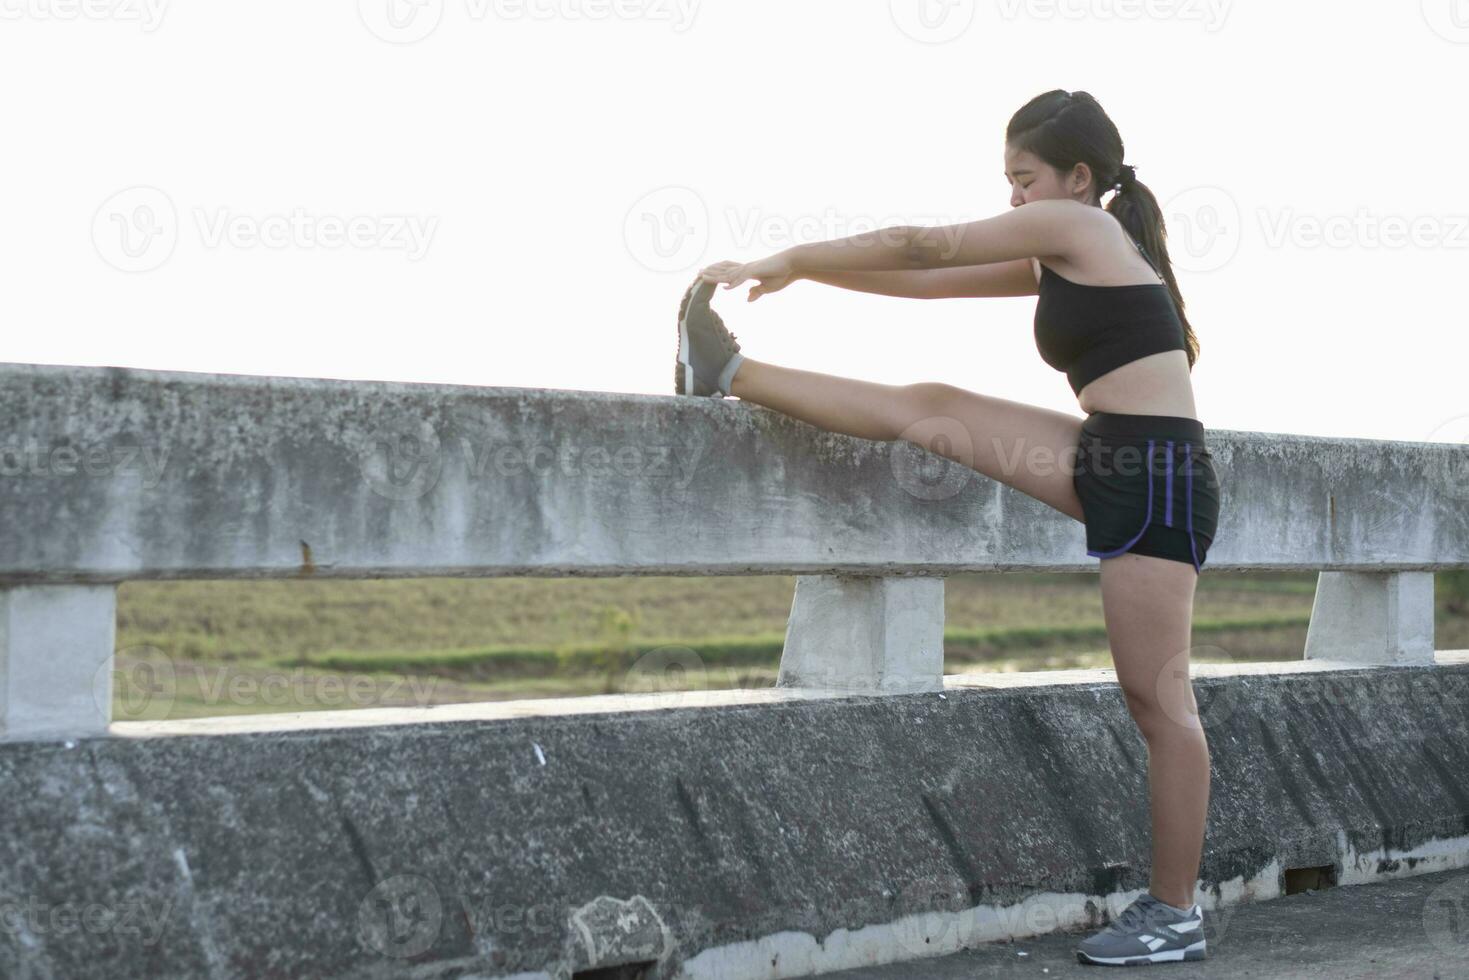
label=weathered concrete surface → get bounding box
[1305,570,1435,665]
[1,362,1466,582]
[778,575,945,693]
[0,584,117,738]
[3,658,1468,979]
[90,650,1468,738]
[820,865,1469,979]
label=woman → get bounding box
[677,89,1219,966]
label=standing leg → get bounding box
[1098,551,1210,909]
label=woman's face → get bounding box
[1004,144,1096,207]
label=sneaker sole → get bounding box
[676,317,695,395]
[675,275,720,397]
[1076,940,1206,966]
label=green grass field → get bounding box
[110,570,1469,721]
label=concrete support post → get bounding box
[777,574,944,694]
[1303,571,1434,665]
[0,585,117,739]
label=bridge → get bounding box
[1,361,1467,978]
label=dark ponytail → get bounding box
[1006,89,1199,370]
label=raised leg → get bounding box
[729,357,1087,521]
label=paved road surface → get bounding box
[821,867,1469,979]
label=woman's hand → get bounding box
[699,254,799,302]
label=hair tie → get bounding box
[1113,163,1138,192]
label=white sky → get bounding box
[3,0,1467,445]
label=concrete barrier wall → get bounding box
[1,659,1466,979]
[1,359,1465,734]
[2,362,1467,582]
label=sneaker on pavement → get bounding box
[1075,892,1207,966]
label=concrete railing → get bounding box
[1,361,1467,738]
[5,362,1469,979]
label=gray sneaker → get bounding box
[675,275,744,398]
[1075,892,1207,966]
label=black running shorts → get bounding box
[1073,412,1222,573]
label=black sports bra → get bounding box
[1033,237,1188,396]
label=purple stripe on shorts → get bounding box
[1186,443,1201,573]
[1165,439,1174,527]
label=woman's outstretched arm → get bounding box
[801,261,1039,299]
[786,199,1080,273]
[700,200,1080,299]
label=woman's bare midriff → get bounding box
[1075,349,1198,419]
